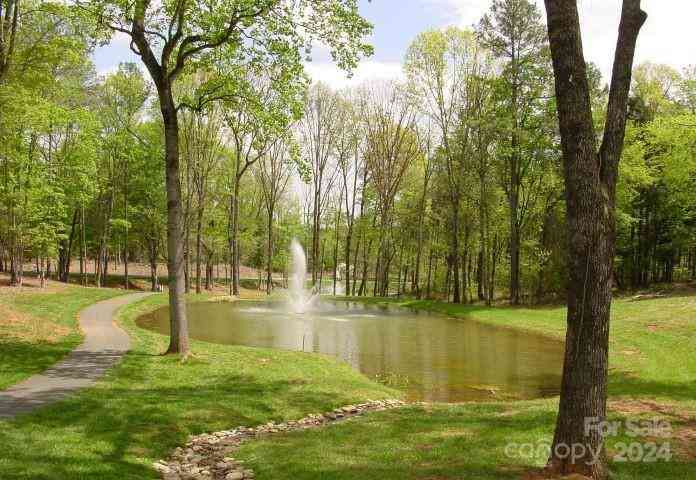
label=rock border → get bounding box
[154,399,406,480]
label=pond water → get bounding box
[137,300,564,402]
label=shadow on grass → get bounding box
[236,405,556,480]
[237,404,694,480]
[609,372,696,402]
[0,337,80,390]
[0,360,382,480]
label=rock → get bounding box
[153,462,172,474]
[154,399,407,480]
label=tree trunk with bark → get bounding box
[58,209,78,282]
[229,179,241,296]
[266,203,274,295]
[159,86,189,355]
[542,1,646,477]
[195,204,204,294]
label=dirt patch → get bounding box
[0,274,70,294]
[670,423,696,460]
[437,428,473,439]
[609,399,695,422]
[609,399,696,461]
[0,304,70,343]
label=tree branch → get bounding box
[599,0,647,186]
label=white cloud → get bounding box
[92,1,695,88]
[429,0,695,82]
[303,60,404,89]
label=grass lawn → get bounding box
[232,293,695,480]
[0,291,396,480]
[0,284,694,479]
[0,277,124,389]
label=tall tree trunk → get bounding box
[319,238,325,293]
[543,1,646,477]
[414,187,428,299]
[509,191,520,304]
[39,256,45,289]
[333,193,342,296]
[123,159,130,290]
[266,203,274,296]
[359,236,372,297]
[184,210,191,293]
[160,87,189,355]
[509,79,521,306]
[344,225,352,296]
[59,209,78,283]
[195,203,204,294]
[351,233,360,296]
[96,188,115,288]
[426,241,434,299]
[80,204,87,286]
[311,184,322,285]
[149,237,159,292]
[229,178,241,296]
[451,202,461,303]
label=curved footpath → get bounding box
[0,292,153,419]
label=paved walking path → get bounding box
[0,292,153,419]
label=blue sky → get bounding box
[93,0,452,74]
[93,0,695,87]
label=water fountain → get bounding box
[137,242,565,402]
[288,239,318,314]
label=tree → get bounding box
[257,136,293,295]
[335,94,363,297]
[179,99,224,294]
[223,65,304,296]
[478,0,550,305]
[97,63,149,289]
[300,83,342,285]
[360,82,420,296]
[84,0,372,354]
[0,1,95,287]
[542,0,646,477]
[405,27,483,303]
[0,0,19,84]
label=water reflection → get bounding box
[137,301,564,402]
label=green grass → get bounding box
[334,294,696,408]
[0,293,396,479]
[237,401,695,480]
[232,293,695,479]
[0,287,694,479]
[0,283,124,389]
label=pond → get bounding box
[137,300,564,402]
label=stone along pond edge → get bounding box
[153,399,406,480]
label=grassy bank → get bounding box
[229,293,695,479]
[0,285,694,479]
[0,292,396,479]
[334,294,696,409]
[0,277,124,389]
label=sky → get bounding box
[93,0,695,88]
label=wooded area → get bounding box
[1,1,692,305]
[2,1,694,479]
